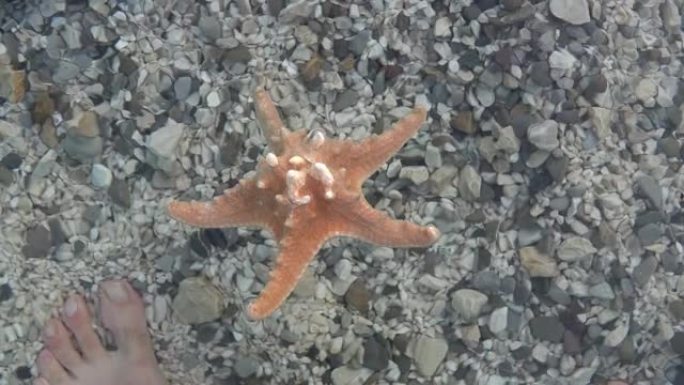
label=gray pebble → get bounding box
[632,255,658,288]
[529,316,565,343]
[637,223,663,246]
[528,120,560,151]
[636,175,663,209]
[333,89,358,112]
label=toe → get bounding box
[61,295,106,360]
[33,378,50,385]
[98,280,156,362]
[42,318,84,373]
[36,350,69,384]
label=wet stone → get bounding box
[1,153,22,170]
[363,335,389,371]
[637,223,663,246]
[344,278,371,315]
[632,256,658,288]
[108,178,131,208]
[333,89,358,112]
[0,283,13,302]
[22,225,52,259]
[529,316,565,343]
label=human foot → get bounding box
[35,280,167,385]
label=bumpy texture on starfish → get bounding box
[168,88,440,320]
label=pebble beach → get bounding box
[0,0,683,384]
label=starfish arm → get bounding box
[335,197,440,247]
[168,179,280,232]
[254,88,288,154]
[335,107,428,184]
[247,211,331,320]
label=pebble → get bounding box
[589,281,615,300]
[0,283,13,302]
[333,89,358,111]
[362,336,389,370]
[635,78,658,104]
[331,366,372,385]
[605,322,629,347]
[635,175,663,209]
[488,307,509,334]
[637,223,663,246]
[399,166,429,185]
[172,277,224,324]
[528,120,559,151]
[412,335,448,377]
[206,90,221,108]
[632,256,658,287]
[22,225,52,259]
[349,31,370,55]
[234,355,259,378]
[174,77,192,100]
[520,246,559,277]
[1,153,22,170]
[108,178,131,208]
[344,279,370,315]
[672,332,684,355]
[450,289,488,322]
[549,0,590,25]
[199,16,222,41]
[557,237,597,262]
[90,164,113,189]
[0,120,21,139]
[529,316,565,343]
[458,165,481,201]
[451,111,477,135]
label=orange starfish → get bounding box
[168,88,440,320]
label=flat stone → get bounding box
[451,111,477,135]
[331,366,372,385]
[637,223,663,246]
[399,166,429,185]
[172,277,224,325]
[90,164,112,189]
[0,67,25,103]
[458,165,481,201]
[344,278,371,315]
[529,316,565,343]
[412,335,448,377]
[632,256,658,288]
[363,336,389,371]
[174,77,192,100]
[233,355,259,378]
[520,246,559,277]
[557,237,597,262]
[1,153,22,170]
[550,0,590,25]
[22,225,52,259]
[635,175,663,209]
[589,281,615,300]
[488,307,508,334]
[147,119,184,159]
[349,31,370,55]
[0,120,21,139]
[199,16,222,40]
[108,178,131,208]
[591,107,612,139]
[527,120,559,151]
[635,78,658,104]
[451,289,488,322]
[333,89,358,111]
[672,332,684,356]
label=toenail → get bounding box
[34,378,49,385]
[102,281,128,303]
[64,297,78,317]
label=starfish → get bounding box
[168,88,440,320]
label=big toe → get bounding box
[98,280,155,362]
